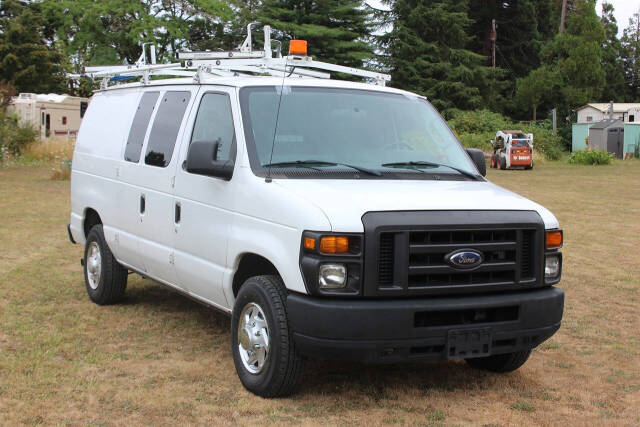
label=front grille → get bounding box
[378,233,395,286]
[404,229,520,289]
[362,211,545,297]
[521,230,534,279]
[414,306,519,327]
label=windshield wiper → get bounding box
[382,161,482,181]
[264,160,382,176]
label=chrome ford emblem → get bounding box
[446,249,483,269]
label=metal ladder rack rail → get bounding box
[72,24,391,89]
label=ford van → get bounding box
[68,35,564,397]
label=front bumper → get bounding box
[287,287,563,363]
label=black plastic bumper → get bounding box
[287,287,564,363]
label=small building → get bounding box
[576,103,640,124]
[588,119,625,158]
[8,93,90,139]
[624,123,640,157]
[571,123,593,152]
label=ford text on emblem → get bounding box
[446,249,484,269]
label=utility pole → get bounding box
[559,0,568,34]
[490,19,497,68]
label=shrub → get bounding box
[568,149,614,165]
[448,110,566,161]
[0,112,39,161]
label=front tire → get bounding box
[499,156,507,170]
[465,350,532,373]
[231,275,304,397]
[83,224,127,305]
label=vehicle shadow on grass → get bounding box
[120,280,231,333]
[121,282,538,400]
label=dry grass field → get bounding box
[1,161,639,425]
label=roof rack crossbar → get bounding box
[70,24,390,89]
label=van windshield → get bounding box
[239,86,478,179]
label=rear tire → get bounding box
[465,350,531,373]
[83,224,127,305]
[231,275,304,397]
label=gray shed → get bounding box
[588,119,625,158]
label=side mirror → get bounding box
[466,148,486,177]
[186,140,234,180]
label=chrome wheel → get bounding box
[238,302,270,374]
[86,241,102,290]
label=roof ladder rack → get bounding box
[69,24,391,90]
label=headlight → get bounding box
[319,264,347,289]
[545,255,561,279]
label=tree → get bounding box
[259,0,374,69]
[41,0,232,67]
[600,2,627,102]
[0,0,67,94]
[384,0,490,116]
[621,10,640,100]
[468,0,555,79]
[516,66,559,120]
[542,0,605,108]
[188,0,261,52]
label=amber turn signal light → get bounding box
[289,39,308,56]
[303,237,316,251]
[320,236,349,254]
[546,230,563,249]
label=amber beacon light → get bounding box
[289,40,308,56]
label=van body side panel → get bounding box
[70,91,140,263]
[121,87,197,286]
[225,168,333,302]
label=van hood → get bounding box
[274,179,559,232]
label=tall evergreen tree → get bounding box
[541,0,605,108]
[468,0,555,79]
[384,0,490,116]
[0,0,67,94]
[516,65,560,120]
[621,10,640,100]
[259,0,374,68]
[600,2,627,101]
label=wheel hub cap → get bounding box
[237,302,270,374]
[86,242,102,290]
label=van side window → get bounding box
[80,101,88,118]
[125,92,159,163]
[190,93,236,162]
[145,91,191,167]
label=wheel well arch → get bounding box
[232,253,280,297]
[83,208,102,238]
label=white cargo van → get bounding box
[68,30,564,397]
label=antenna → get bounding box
[265,54,288,184]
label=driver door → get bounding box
[172,88,239,308]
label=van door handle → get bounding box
[140,194,146,214]
[174,202,181,224]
